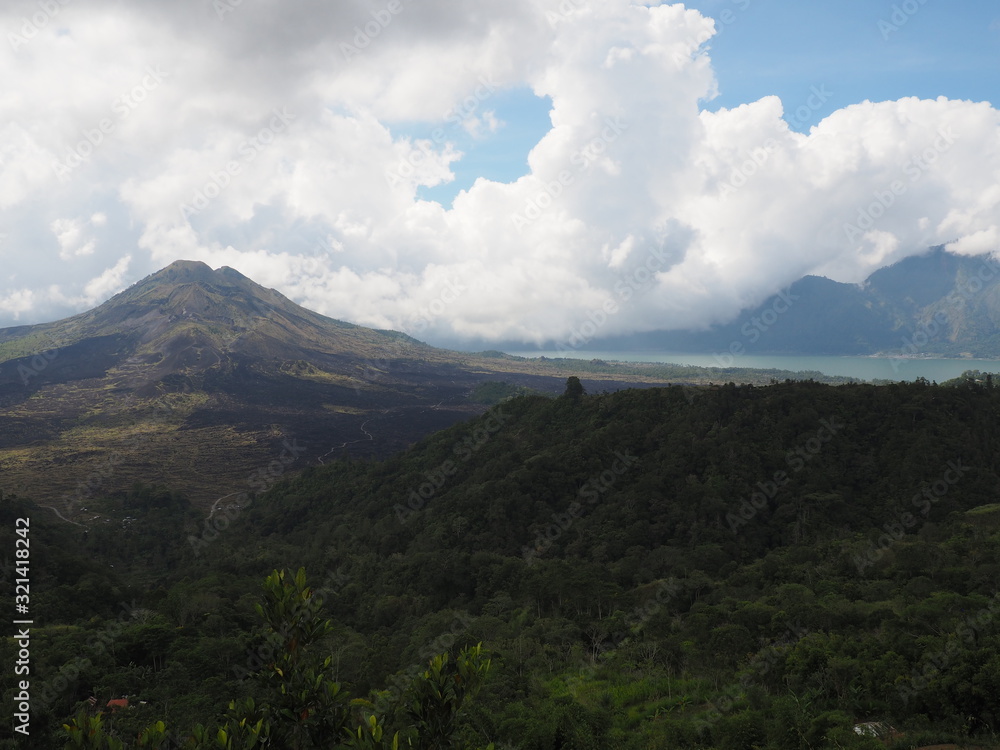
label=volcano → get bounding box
[0,261,568,514]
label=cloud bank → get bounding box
[1,0,998,346]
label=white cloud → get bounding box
[0,288,36,320]
[51,217,95,260]
[463,111,503,139]
[948,227,1000,257]
[77,256,132,309]
[0,0,998,345]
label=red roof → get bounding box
[106,698,129,711]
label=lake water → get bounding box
[502,350,1000,383]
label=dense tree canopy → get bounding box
[2,377,1000,748]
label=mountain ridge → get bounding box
[574,247,1000,357]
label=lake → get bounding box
[502,350,1000,383]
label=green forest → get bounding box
[2,376,1000,748]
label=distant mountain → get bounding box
[601,247,1000,357]
[3,260,833,515]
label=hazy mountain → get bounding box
[3,260,843,515]
[596,247,1000,357]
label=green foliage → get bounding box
[51,569,493,750]
[562,376,585,402]
[403,644,492,749]
[214,699,270,749]
[469,381,539,404]
[343,713,400,749]
[236,568,348,748]
[61,711,124,750]
[10,381,1000,748]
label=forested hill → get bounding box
[3,377,1000,748]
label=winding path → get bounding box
[207,491,246,520]
[42,505,84,527]
[317,419,375,464]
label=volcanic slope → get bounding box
[0,260,745,515]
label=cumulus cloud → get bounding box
[51,216,98,260]
[0,288,36,320]
[0,0,998,345]
[462,111,503,139]
[77,255,132,308]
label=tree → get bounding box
[402,645,493,749]
[59,569,494,750]
[249,568,350,749]
[563,377,585,403]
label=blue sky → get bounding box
[408,0,1000,206]
[402,88,553,206]
[690,0,999,120]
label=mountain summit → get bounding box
[0,260,490,510]
[17,259,433,384]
